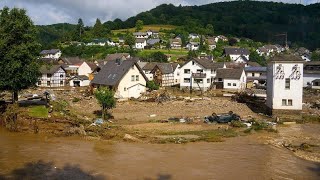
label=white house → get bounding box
[151,63,180,87]
[40,49,62,59]
[140,62,157,81]
[38,65,66,87]
[207,38,217,50]
[224,47,250,62]
[189,33,200,39]
[215,68,246,90]
[91,58,148,99]
[303,61,320,87]
[179,58,225,91]
[244,66,267,88]
[215,35,228,42]
[135,38,147,49]
[266,54,304,113]
[133,32,148,39]
[78,62,98,77]
[186,42,200,51]
[69,75,90,87]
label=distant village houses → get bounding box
[40,49,62,60]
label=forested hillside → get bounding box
[37,1,320,50]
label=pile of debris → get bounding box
[139,90,173,103]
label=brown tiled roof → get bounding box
[270,54,303,62]
[216,68,244,79]
[105,53,130,61]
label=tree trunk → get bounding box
[12,91,18,104]
[102,105,106,120]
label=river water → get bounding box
[0,128,319,180]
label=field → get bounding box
[137,49,188,61]
[112,24,177,34]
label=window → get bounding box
[288,99,293,106]
[184,69,191,74]
[218,78,223,82]
[60,74,64,78]
[184,78,190,83]
[233,83,236,86]
[282,99,287,106]
[38,81,41,85]
[136,75,139,81]
[197,69,203,73]
[47,74,52,78]
[251,73,255,77]
[175,79,178,83]
[47,81,51,86]
[131,75,135,81]
[60,81,63,85]
[207,79,210,83]
[195,79,203,84]
[124,87,127,91]
[228,83,231,86]
[285,78,290,89]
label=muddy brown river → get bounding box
[0,128,319,180]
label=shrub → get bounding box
[146,80,160,91]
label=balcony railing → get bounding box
[192,73,206,78]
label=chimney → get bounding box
[116,58,123,66]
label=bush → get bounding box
[146,80,160,91]
[230,120,246,128]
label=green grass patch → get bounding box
[28,106,48,118]
[112,24,177,34]
[297,115,320,124]
[137,49,188,62]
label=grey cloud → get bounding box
[0,0,312,25]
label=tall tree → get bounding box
[93,18,104,38]
[206,24,214,36]
[76,18,84,40]
[135,20,144,32]
[0,7,41,102]
[124,31,135,54]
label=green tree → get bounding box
[93,18,104,38]
[0,7,41,103]
[94,87,116,120]
[250,51,266,66]
[124,31,136,55]
[135,20,144,32]
[187,50,198,59]
[205,24,214,36]
[76,18,84,40]
[150,51,168,62]
[311,51,320,61]
[146,80,160,91]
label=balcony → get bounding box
[192,73,206,78]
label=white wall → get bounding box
[267,62,303,110]
[173,66,180,85]
[117,64,146,99]
[78,62,92,76]
[229,54,249,61]
[70,79,90,87]
[223,71,246,90]
[38,67,66,87]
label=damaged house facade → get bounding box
[38,65,66,87]
[91,58,148,99]
[151,63,180,86]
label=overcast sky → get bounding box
[0,0,317,25]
